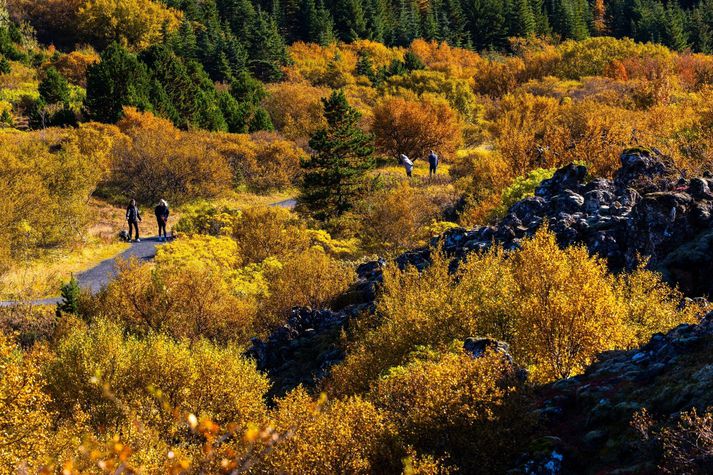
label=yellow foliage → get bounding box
[0,333,53,470]
[44,318,269,450]
[203,130,306,191]
[259,247,354,332]
[508,229,629,381]
[78,0,182,50]
[371,349,531,473]
[256,388,399,474]
[409,39,484,79]
[231,206,311,264]
[0,127,110,270]
[53,47,100,87]
[264,82,329,144]
[356,182,444,253]
[112,108,232,204]
[373,94,462,160]
[329,228,695,393]
[93,259,256,343]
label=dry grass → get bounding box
[215,188,298,209]
[0,199,130,300]
[0,191,298,301]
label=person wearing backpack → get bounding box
[401,153,414,178]
[428,150,439,177]
[126,199,142,242]
[154,199,170,242]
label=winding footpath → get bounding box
[0,198,298,307]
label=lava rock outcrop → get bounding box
[248,147,713,396]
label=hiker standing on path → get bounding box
[428,149,439,177]
[401,153,414,178]
[154,199,170,242]
[126,199,142,242]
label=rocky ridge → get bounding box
[519,311,713,474]
[248,148,713,397]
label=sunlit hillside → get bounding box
[4,0,713,472]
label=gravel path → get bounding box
[1,199,297,307]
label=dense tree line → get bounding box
[161,0,713,54]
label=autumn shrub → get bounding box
[92,259,256,343]
[255,388,400,474]
[0,331,53,470]
[384,70,482,122]
[0,125,111,269]
[44,318,269,437]
[495,167,556,216]
[487,93,561,175]
[327,251,487,395]
[330,227,695,392]
[258,247,354,331]
[372,95,462,160]
[173,201,242,236]
[450,149,512,226]
[615,265,698,345]
[408,39,483,80]
[371,348,532,473]
[77,0,182,50]
[206,131,305,191]
[110,108,232,204]
[231,206,311,264]
[0,304,56,347]
[507,229,629,381]
[52,47,99,86]
[356,182,444,253]
[633,407,713,474]
[263,82,329,144]
[554,37,673,80]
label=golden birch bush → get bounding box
[329,228,696,393]
[0,332,53,470]
[371,349,531,474]
[255,388,400,474]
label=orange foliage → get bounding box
[264,82,329,144]
[112,108,232,204]
[409,39,484,79]
[53,47,100,87]
[372,95,462,160]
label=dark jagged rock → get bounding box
[515,311,713,474]
[247,147,713,396]
[464,337,513,360]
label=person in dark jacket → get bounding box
[154,199,170,241]
[428,150,439,177]
[126,199,142,242]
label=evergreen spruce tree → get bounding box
[509,0,537,37]
[300,90,375,221]
[664,2,689,51]
[356,51,378,83]
[56,277,80,318]
[443,0,469,45]
[689,1,713,53]
[0,56,10,75]
[85,43,153,123]
[365,0,389,43]
[246,10,288,81]
[553,0,590,40]
[531,0,551,35]
[39,67,70,105]
[466,0,509,50]
[394,0,422,46]
[303,0,336,44]
[333,0,368,41]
